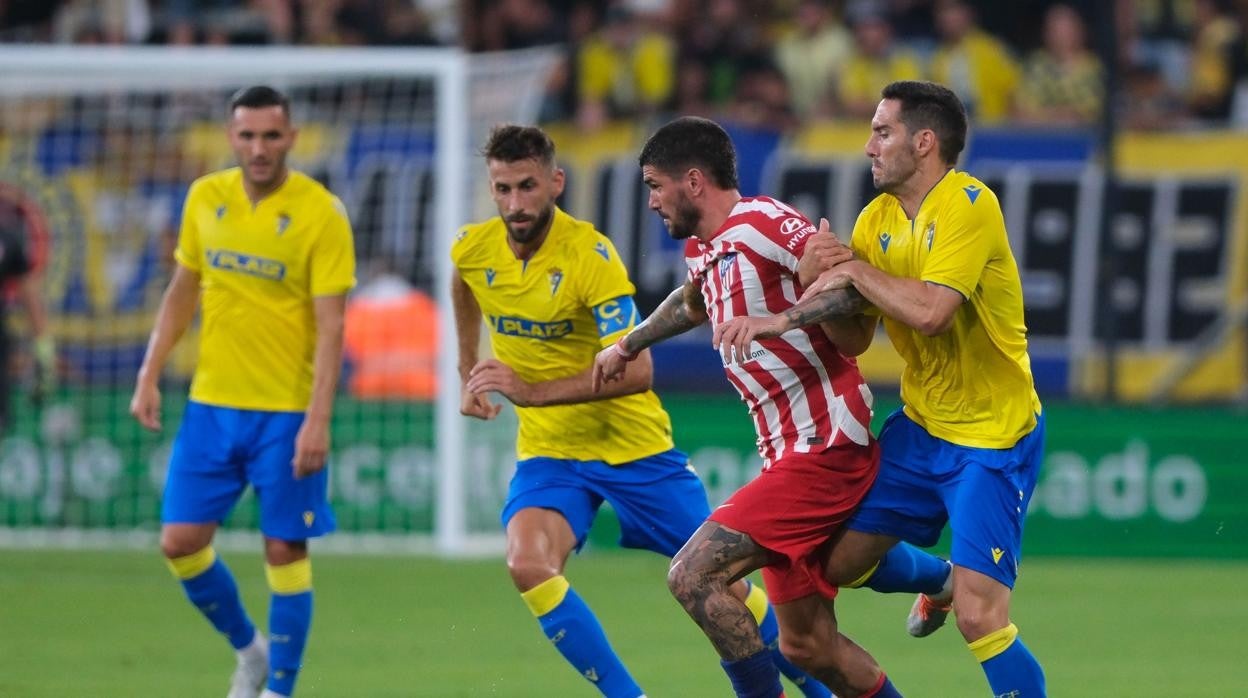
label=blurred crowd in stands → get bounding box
[2,0,1246,132]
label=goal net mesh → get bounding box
[0,46,557,553]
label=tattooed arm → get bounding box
[811,259,965,337]
[711,286,871,364]
[624,282,707,354]
[592,282,706,391]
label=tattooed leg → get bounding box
[667,521,773,660]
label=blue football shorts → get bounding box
[847,408,1045,588]
[500,448,710,557]
[162,401,336,541]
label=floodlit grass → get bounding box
[1,548,1242,696]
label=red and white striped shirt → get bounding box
[685,196,874,466]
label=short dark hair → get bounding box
[228,85,290,118]
[638,116,739,190]
[481,124,556,169]
[881,81,967,166]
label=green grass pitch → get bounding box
[1,548,1242,696]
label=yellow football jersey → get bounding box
[851,170,1041,448]
[175,168,356,411]
[451,207,673,464]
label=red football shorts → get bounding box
[709,441,879,604]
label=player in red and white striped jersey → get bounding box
[682,196,874,466]
[593,117,949,698]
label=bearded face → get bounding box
[504,200,556,245]
[662,189,703,240]
[487,157,565,247]
[643,164,704,240]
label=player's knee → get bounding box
[506,553,561,592]
[953,599,1010,641]
[778,631,823,671]
[263,537,307,566]
[159,528,209,559]
[824,561,870,587]
[956,612,1003,642]
[665,557,690,600]
[781,618,848,670]
[823,531,892,586]
[666,554,712,604]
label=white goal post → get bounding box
[0,45,558,555]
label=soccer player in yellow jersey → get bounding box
[129,86,355,698]
[716,81,1047,696]
[452,125,831,698]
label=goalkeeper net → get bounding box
[0,46,559,555]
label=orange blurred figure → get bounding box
[343,273,438,400]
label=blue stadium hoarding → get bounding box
[551,125,1247,402]
[1,116,1243,401]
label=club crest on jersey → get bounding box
[879,232,892,253]
[593,241,610,261]
[548,267,564,296]
[924,221,935,250]
[718,252,738,281]
[485,268,496,286]
[215,205,227,220]
[276,213,291,236]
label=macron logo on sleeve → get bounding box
[963,185,981,204]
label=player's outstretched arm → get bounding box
[130,264,201,431]
[713,286,870,364]
[293,293,346,479]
